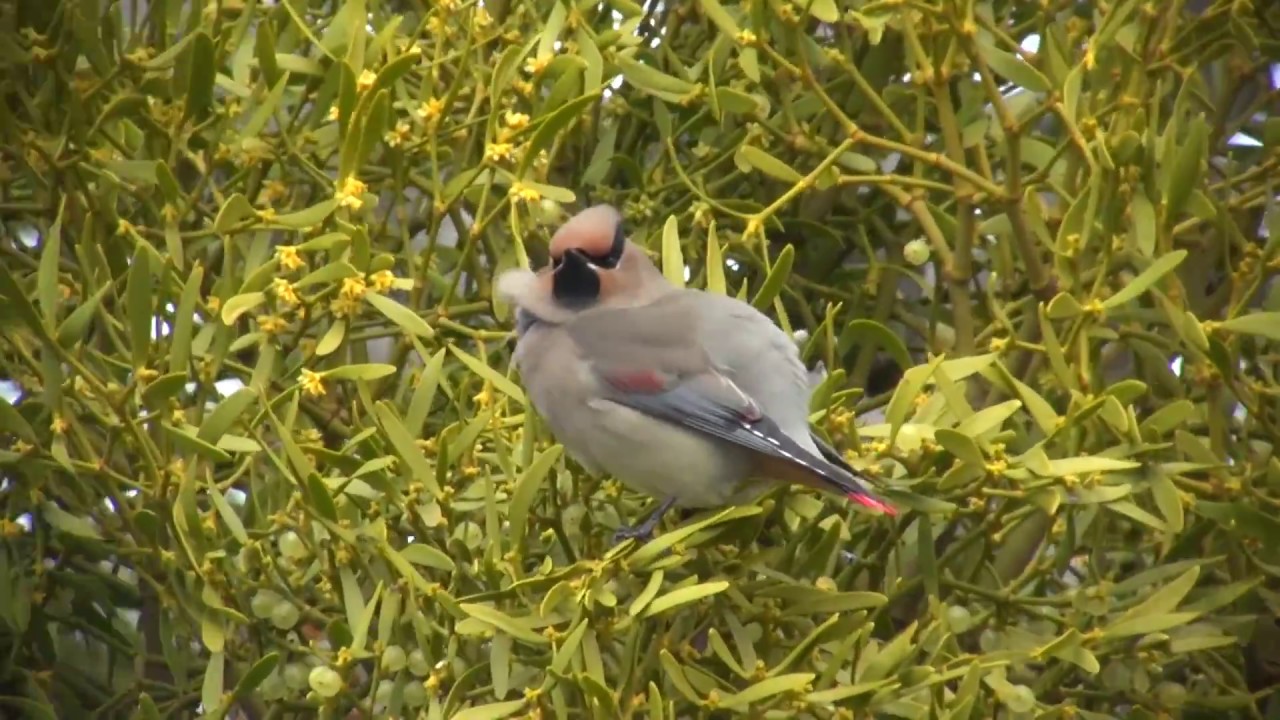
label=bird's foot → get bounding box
[611,523,657,546]
[611,496,678,546]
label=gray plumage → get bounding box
[496,204,895,526]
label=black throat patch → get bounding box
[552,249,601,307]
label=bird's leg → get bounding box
[613,496,678,544]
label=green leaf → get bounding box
[508,444,563,547]
[401,543,457,572]
[457,604,548,645]
[722,673,816,709]
[779,590,887,616]
[1117,566,1199,621]
[628,505,761,568]
[37,201,64,330]
[614,55,696,97]
[374,401,440,497]
[751,244,794,310]
[365,291,436,339]
[659,650,704,704]
[231,653,280,700]
[220,292,267,325]
[208,486,249,544]
[448,345,526,404]
[451,699,528,720]
[885,355,944,444]
[126,243,154,366]
[323,363,397,381]
[0,395,36,444]
[40,501,102,539]
[131,694,160,720]
[214,194,256,233]
[716,87,762,115]
[980,43,1051,93]
[1216,312,1280,341]
[243,74,289,138]
[162,422,234,463]
[858,621,918,682]
[661,214,686,288]
[266,198,340,229]
[705,220,727,295]
[934,428,985,466]
[1162,116,1209,227]
[1130,192,1157,256]
[306,473,339,522]
[349,579,383,652]
[1103,611,1201,639]
[373,49,422,92]
[197,388,257,445]
[315,319,346,357]
[1037,456,1140,477]
[698,0,741,37]
[519,92,603,176]
[643,581,729,617]
[297,261,359,288]
[254,19,281,85]
[355,88,391,173]
[55,284,112,349]
[736,145,803,183]
[169,264,204,374]
[183,31,217,122]
[201,651,225,716]
[1102,250,1187,309]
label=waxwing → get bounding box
[497,204,895,540]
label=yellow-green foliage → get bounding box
[2,0,1280,718]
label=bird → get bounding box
[496,204,896,542]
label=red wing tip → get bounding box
[848,492,898,516]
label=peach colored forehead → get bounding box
[549,204,622,259]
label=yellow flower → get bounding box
[385,121,412,148]
[335,176,368,210]
[50,414,68,435]
[523,55,551,76]
[327,104,340,121]
[503,111,530,130]
[275,245,305,272]
[369,270,397,293]
[512,79,534,97]
[508,182,541,203]
[271,278,301,307]
[259,179,289,205]
[330,295,362,319]
[472,6,493,29]
[340,275,368,301]
[416,98,445,122]
[484,142,515,163]
[300,369,326,397]
[256,314,289,335]
[357,68,377,93]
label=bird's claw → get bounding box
[611,524,655,546]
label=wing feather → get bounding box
[567,295,895,515]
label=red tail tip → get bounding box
[848,492,898,516]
